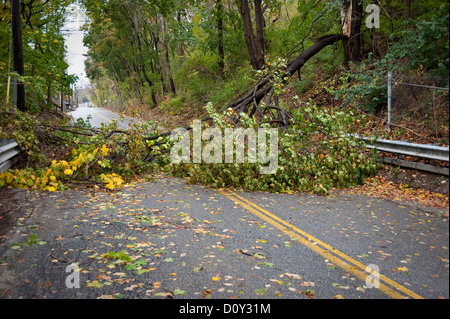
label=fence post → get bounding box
[6,74,11,102]
[387,72,392,132]
[432,86,438,137]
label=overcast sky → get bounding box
[63,3,90,88]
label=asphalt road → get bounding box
[1,177,448,300]
[68,104,140,130]
[0,108,448,306]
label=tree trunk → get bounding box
[239,0,263,70]
[341,0,363,64]
[111,71,123,106]
[160,15,176,95]
[132,10,157,105]
[151,31,166,96]
[176,11,186,62]
[47,85,51,105]
[228,34,344,117]
[253,0,265,68]
[216,0,225,79]
[11,0,26,111]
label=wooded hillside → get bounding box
[0,0,448,197]
[79,0,448,135]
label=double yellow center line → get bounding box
[218,188,423,299]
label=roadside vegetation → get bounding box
[1,1,448,201]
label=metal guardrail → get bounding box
[2,134,449,175]
[0,139,22,174]
[352,134,449,176]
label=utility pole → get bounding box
[11,0,26,111]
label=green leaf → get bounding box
[174,289,187,296]
[257,262,274,267]
[136,269,148,275]
[254,289,266,295]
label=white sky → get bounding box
[63,3,90,88]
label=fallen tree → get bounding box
[2,32,379,195]
[146,33,344,140]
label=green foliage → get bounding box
[331,2,449,113]
[0,0,77,110]
[173,50,217,101]
[102,250,133,263]
[389,3,449,76]
[0,107,167,191]
[26,234,46,246]
[210,64,255,107]
[165,101,378,195]
[0,106,41,160]
[80,0,448,120]
[265,0,342,58]
[332,60,390,113]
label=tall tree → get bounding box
[11,0,26,111]
[131,4,158,105]
[160,14,176,94]
[238,0,265,70]
[341,0,363,64]
[1,0,76,110]
[216,0,225,79]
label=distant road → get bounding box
[68,103,140,130]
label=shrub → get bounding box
[0,108,165,191]
[0,143,123,191]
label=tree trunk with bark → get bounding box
[227,34,344,126]
[11,0,26,111]
[239,0,265,70]
[132,9,157,105]
[160,15,176,95]
[341,0,363,64]
[216,0,225,79]
[253,0,265,68]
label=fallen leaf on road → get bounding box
[174,289,187,296]
[124,284,141,291]
[203,289,212,298]
[284,273,302,280]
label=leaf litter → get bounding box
[1,175,321,299]
[3,174,446,299]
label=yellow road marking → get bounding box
[92,109,112,123]
[227,189,423,299]
[218,188,423,299]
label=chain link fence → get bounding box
[388,72,449,142]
